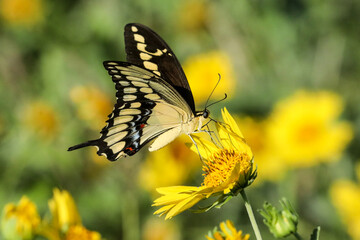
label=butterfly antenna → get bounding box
[204,73,222,109]
[206,93,228,108]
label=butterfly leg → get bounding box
[188,134,204,162]
[214,121,247,148]
[198,127,223,149]
[200,120,223,148]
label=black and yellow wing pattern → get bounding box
[68,23,205,161]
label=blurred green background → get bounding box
[0,0,360,239]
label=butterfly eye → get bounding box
[203,109,210,118]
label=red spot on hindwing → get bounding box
[140,123,145,129]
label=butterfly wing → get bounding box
[124,23,196,114]
[68,62,193,161]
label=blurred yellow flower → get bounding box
[48,188,81,232]
[0,0,44,26]
[330,178,360,240]
[65,225,101,240]
[206,220,250,240]
[153,108,256,219]
[236,116,287,183]
[138,136,200,194]
[1,190,102,240]
[1,196,40,239]
[24,100,59,139]
[183,51,235,104]
[70,85,113,131]
[177,0,208,31]
[142,217,181,240]
[267,90,352,168]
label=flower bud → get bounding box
[259,198,298,238]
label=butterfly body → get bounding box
[68,23,209,161]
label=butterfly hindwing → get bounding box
[68,61,193,161]
[124,23,196,113]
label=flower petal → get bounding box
[153,204,175,216]
[219,221,229,237]
[153,193,193,206]
[189,135,218,159]
[226,220,238,237]
[165,193,204,219]
[216,123,233,149]
[216,122,253,159]
[153,186,205,207]
[156,186,200,195]
[221,108,244,138]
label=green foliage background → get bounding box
[0,0,359,239]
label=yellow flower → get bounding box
[65,225,101,240]
[23,100,59,139]
[267,90,352,168]
[177,0,208,31]
[206,220,250,240]
[330,163,360,240]
[48,188,81,232]
[1,196,40,239]
[70,85,113,131]
[43,189,101,240]
[153,108,256,219]
[0,0,44,26]
[183,51,235,104]
[36,227,61,240]
[138,136,200,194]
[330,178,360,240]
[235,116,287,183]
[142,217,181,240]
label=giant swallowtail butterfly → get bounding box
[68,23,209,161]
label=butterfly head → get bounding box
[196,109,210,119]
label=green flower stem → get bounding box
[122,189,140,240]
[240,189,263,240]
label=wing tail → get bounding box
[68,140,97,151]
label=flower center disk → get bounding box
[202,149,250,188]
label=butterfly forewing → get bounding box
[124,23,196,113]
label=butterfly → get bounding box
[68,23,210,161]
